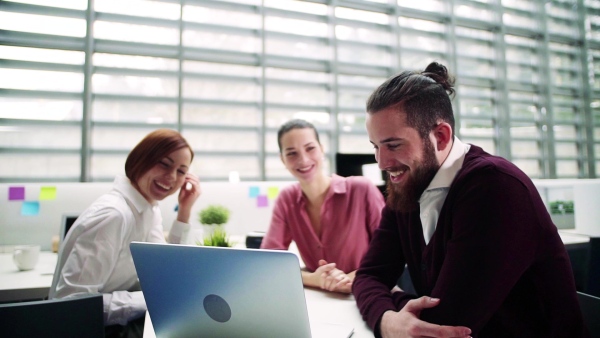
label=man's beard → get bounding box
[385,137,439,213]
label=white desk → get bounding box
[559,230,592,246]
[0,251,57,303]
[0,231,592,336]
[305,288,372,337]
[142,287,373,338]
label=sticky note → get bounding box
[9,186,25,201]
[267,187,279,199]
[39,186,57,200]
[249,186,260,198]
[21,201,40,216]
[257,195,268,207]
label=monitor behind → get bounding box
[59,214,79,244]
[335,153,386,197]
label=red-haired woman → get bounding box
[49,129,200,337]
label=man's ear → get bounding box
[433,122,453,151]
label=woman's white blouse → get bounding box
[49,175,188,326]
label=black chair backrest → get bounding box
[0,294,103,338]
[578,291,600,337]
[587,237,600,297]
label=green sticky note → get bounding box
[39,186,57,200]
[267,186,279,199]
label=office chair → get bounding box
[0,294,103,338]
[577,291,600,337]
[586,237,600,297]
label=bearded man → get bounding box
[353,62,588,338]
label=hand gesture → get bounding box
[176,173,201,223]
[316,259,352,294]
[380,297,472,338]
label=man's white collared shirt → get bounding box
[419,138,470,244]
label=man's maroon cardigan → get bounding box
[353,145,588,337]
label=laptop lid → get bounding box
[131,242,330,338]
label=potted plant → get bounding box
[198,204,233,247]
[202,227,232,247]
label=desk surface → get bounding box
[0,251,57,303]
[142,287,373,338]
[558,230,593,245]
[0,231,592,325]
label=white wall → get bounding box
[533,179,600,237]
[0,181,293,251]
[3,178,600,251]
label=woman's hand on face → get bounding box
[176,173,201,223]
[179,173,201,204]
[316,259,352,294]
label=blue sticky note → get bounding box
[249,186,260,198]
[21,201,40,216]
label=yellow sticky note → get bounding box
[39,186,57,200]
[267,186,279,199]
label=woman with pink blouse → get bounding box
[261,119,385,294]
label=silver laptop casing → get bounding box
[130,242,313,338]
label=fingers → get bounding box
[414,322,472,338]
[315,262,336,274]
[402,297,472,338]
[314,261,352,293]
[334,276,352,291]
[403,296,441,313]
[320,268,351,292]
[180,174,201,199]
[184,173,201,193]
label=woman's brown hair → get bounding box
[125,129,194,185]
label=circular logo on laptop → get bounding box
[203,294,232,323]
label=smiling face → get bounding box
[280,128,324,184]
[366,106,440,212]
[135,147,192,203]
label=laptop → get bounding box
[130,242,354,338]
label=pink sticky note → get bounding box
[257,195,268,207]
[9,186,25,201]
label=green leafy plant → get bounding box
[199,227,233,247]
[197,205,233,247]
[198,205,230,225]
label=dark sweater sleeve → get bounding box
[353,206,415,336]
[419,166,540,334]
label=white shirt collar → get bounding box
[113,175,155,213]
[425,137,470,191]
